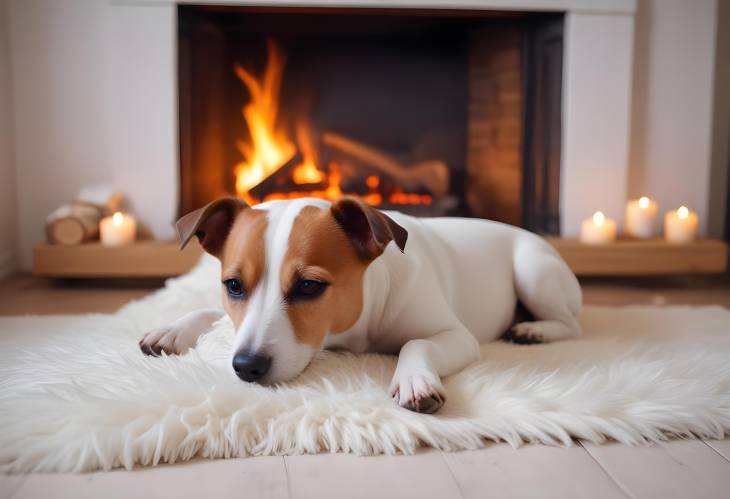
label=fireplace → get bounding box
[178,6,563,234]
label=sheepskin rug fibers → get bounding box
[1,255,730,473]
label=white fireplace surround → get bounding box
[5,0,721,268]
[169,0,634,236]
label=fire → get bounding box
[233,40,295,203]
[260,162,342,202]
[233,40,432,207]
[291,123,325,185]
[365,175,380,189]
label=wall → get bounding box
[0,0,17,278]
[627,0,718,234]
[106,4,177,245]
[4,0,724,268]
[9,0,112,269]
[708,0,730,239]
[8,0,177,269]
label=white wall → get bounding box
[708,0,729,239]
[0,0,17,278]
[627,0,718,234]
[8,0,177,268]
[106,4,177,243]
[9,0,113,269]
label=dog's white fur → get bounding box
[142,198,581,412]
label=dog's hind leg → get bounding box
[139,308,225,356]
[507,238,582,344]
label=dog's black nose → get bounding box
[232,351,272,382]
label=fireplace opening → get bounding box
[178,6,563,233]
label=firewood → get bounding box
[46,204,101,246]
[248,152,306,200]
[322,132,449,200]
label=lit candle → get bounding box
[625,196,658,238]
[664,206,698,243]
[100,212,137,246]
[580,211,617,244]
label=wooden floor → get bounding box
[1,273,730,499]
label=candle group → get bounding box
[580,197,699,244]
[100,212,137,247]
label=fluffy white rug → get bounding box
[1,255,730,473]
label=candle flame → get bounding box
[112,212,123,226]
[678,206,689,220]
[593,211,605,226]
[639,196,650,209]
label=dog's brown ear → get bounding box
[330,197,408,261]
[176,197,248,256]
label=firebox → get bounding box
[178,6,563,234]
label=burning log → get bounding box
[248,152,307,201]
[322,132,449,200]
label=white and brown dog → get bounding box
[140,197,581,414]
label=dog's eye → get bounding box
[223,278,246,299]
[289,279,328,301]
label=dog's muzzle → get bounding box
[232,351,272,382]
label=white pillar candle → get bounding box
[625,196,658,238]
[580,211,617,244]
[664,206,698,243]
[100,212,137,247]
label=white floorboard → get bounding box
[582,439,730,499]
[704,438,730,461]
[443,443,627,499]
[284,449,463,499]
[10,456,288,499]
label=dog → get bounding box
[140,196,582,414]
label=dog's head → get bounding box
[177,197,407,384]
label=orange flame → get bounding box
[233,41,295,203]
[291,123,326,185]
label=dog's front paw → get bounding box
[503,322,544,344]
[139,326,191,356]
[389,370,446,414]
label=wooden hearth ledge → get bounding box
[547,238,727,276]
[33,240,203,278]
[33,238,727,278]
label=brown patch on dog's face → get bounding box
[218,208,268,327]
[281,206,369,348]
